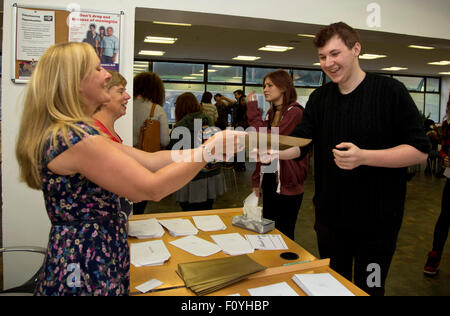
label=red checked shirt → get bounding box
[440,119,450,161]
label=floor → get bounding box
[1,163,449,295]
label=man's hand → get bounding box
[332,142,365,170]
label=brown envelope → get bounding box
[177,255,266,295]
[245,131,312,151]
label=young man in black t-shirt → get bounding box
[276,22,430,296]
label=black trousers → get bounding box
[133,201,147,215]
[179,199,214,212]
[261,173,303,240]
[315,221,399,296]
[432,178,450,257]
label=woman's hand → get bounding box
[204,130,247,162]
[444,156,450,168]
[247,91,257,102]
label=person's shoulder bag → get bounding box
[138,103,161,152]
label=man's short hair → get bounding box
[313,22,360,50]
[233,89,244,95]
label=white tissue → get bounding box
[243,192,263,222]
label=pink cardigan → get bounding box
[246,100,309,196]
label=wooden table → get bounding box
[128,208,367,296]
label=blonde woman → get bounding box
[16,42,244,296]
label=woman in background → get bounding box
[93,70,132,216]
[168,92,226,211]
[133,71,170,214]
[246,69,308,240]
[200,91,218,125]
[424,97,450,276]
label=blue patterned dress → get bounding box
[35,123,130,296]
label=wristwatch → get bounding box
[201,144,215,162]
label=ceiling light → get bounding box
[182,76,197,80]
[408,45,435,50]
[138,50,165,56]
[144,36,178,44]
[359,54,387,60]
[232,56,261,61]
[313,62,321,66]
[199,69,216,73]
[297,34,315,38]
[258,45,294,52]
[212,65,232,68]
[381,67,408,71]
[439,72,450,75]
[153,21,191,27]
[191,74,203,77]
[428,61,450,66]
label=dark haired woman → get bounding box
[424,97,450,276]
[201,91,218,125]
[132,71,170,214]
[246,69,308,240]
[168,92,226,211]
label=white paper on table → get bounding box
[248,282,299,296]
[292,273,355,296]
[210,233,254,255]
[245,234,288,250]
[130,240,171,267]
[169,235,222,257]
[192,215,226,231]
[444,167,450,178]
[128,218,165,239]
[158,218,199,236]
[135,279,163,293]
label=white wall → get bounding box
[2,0,450,289]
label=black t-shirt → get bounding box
[291,73,430,234]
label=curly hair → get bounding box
[133,71,165,105]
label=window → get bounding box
[133,61,151,76]
[153,62,204,82]
[207,65,243,83]
[393,76,424,92]
[293,70,323,87]
[164,83,204,122]
[426,78,440,92]
[425,94,440,123]
[296,88,316,107]
[246,67,289,85]
[410,92,425,113]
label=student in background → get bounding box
[167,92,226,211]
[424,97,450,276]
[15,42,244,295]
[201,91,218,125]
[246,70,308,240]
[214,93,232,130]
[133,71,170,214]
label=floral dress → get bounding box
[35,123,129,296]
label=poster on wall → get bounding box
[16,8,55,63]
[68,11,121,71]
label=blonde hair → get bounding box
[16,42,100,189]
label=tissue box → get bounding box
[232,215,275,234]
